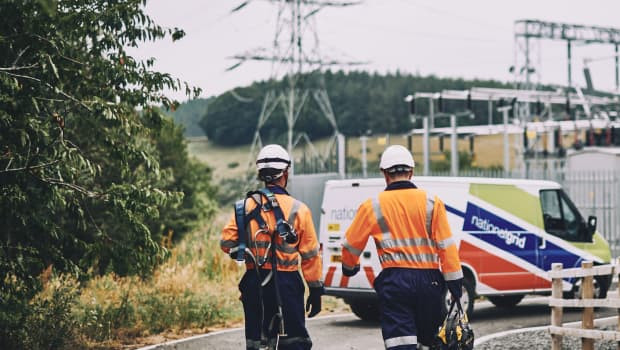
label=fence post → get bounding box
[582,261,594,350]
[617,264,620,350]
[551,263,564,350]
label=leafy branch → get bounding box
[0,159,60,173]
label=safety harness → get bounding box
[234,187,299,349]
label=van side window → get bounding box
[540,189,584,241]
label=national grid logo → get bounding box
[462,202,527,249]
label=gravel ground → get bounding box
[476,326,618,350]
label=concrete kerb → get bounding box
[136,313,355,350]
[475,316,619,346]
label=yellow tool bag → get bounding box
[431,298,474,350]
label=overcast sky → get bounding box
[129,0,620,101]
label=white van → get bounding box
[319,177,611,319]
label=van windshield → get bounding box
[540,189,586,242]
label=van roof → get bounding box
[327,176,562,189]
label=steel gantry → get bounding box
[406,87,620,176]
[514,19,620,91]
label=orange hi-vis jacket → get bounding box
[342,183,463,282]
[221,186,323,288]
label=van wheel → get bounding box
[442,277,475,319]
[348,300,380,322]
[566,274,611,299]
[488,295,524,308]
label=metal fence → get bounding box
[293,168,620,256]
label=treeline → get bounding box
[200,71,511,146]
[170,97,210,137]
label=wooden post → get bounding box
[582,260,594,350]
[551,263,564,350]
[617,268,620,350]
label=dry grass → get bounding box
[43,210,246,348]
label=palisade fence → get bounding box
[292,168,620,256]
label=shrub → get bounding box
[21,275,80,350]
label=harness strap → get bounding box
[259,188,287,229]
[259,188,298,245]
[234,199,248,264]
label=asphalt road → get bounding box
[201,297,616,349]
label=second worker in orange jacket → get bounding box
[341,145,463,350]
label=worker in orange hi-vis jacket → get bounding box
[221,144,323,350]
[341,145,463,350]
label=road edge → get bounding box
[136,313,355,350]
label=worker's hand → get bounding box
[447,278,463,300]
[306,286,324,318]
[342,264,360,277]
[228,247,241,260]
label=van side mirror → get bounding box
[587,215,597,239]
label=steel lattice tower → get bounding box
[228,0,364,175]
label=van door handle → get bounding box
[539,236,546,249]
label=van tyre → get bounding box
[348,300,380,322]
[488,294,524,308]
[565,274,611,299]
[442,277,475,319]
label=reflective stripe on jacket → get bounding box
[342,182,462,281]
[220,186,323,287]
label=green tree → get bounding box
[151,116,216,243]
[0,0,207,347]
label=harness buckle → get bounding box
[253,227,272,266]
[277,220,298,244]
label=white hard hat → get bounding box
[256,144,291,170]
[379,145,415,171]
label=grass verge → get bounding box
[27,210,244,349]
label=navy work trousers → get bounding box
[374,268,446,350]
[239,269,312,350]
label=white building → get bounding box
[566,147,620,171]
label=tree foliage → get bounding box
[0,0,213,346]
[200,71,511,146]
